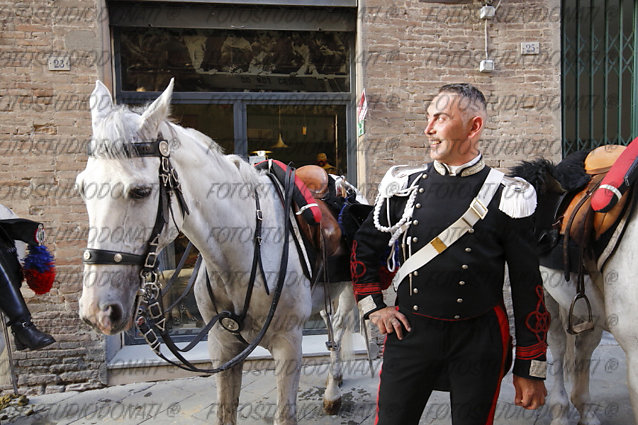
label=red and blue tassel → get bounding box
[23,244,55,295]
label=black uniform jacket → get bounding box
[351,161,549,380]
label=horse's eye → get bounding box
[129,186,152,199]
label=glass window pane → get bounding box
[247,104,347,174]
[119,27,351,93]
[171,104,234,154]
[160,236,204,335]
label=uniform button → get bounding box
[415,203,421,209]
[454,315,461,319]
[457,298,464,303]
[413,287,418,294]
[413,270,419,277]
[468,228,475,234]
[465,247,472,253]
[413,305,419,311]
[461,264,469,270]
[413,219,419,226]
[458,280,466,286]
[418,187,424,193]
[412,237,418,243]
[422,174,428,179]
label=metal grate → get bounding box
[561,0,637,156]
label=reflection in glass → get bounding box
[119,28,351,93]
[247,105,346,175]
[171,104,234,154]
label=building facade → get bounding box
[0,0,635,393]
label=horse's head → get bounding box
[77,80,181,335]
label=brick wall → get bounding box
[356,0,563,198]
[356,0,562,348]
[0,0,563,393]
[0,0,105,394]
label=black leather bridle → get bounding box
[82,135,296,374]
[82,136,191,352]
[82,137,189,286]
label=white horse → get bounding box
[511,157,636,425]
[77,79,357,425]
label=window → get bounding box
[119,28,351,93]
[112,4,356,345]
[561,0,638,155]
[246,104,347,173]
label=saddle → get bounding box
[294,165,344,257]
[294,166,349,283]
[255,160,354,283]
[560,145,629,245]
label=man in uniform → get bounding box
[351,83,548,424]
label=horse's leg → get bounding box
[269,330,303,425]
[570,326,603,425]
[319,281,356,414]
[545,293,572,425]
[208,329,245,425]
[606,314,638,423]
[194,267,244,425]
[621,352,638,425]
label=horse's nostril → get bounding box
[104,303,123,324]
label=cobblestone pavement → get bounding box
[2,332,635,425]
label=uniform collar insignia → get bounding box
[433,156,485,177]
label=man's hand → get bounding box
[513,375,547,410]
[368,307,411,340]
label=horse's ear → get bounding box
[90,80,113,124]
[139,78,174,139]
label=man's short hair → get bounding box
[438,83,487,118]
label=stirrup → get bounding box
[567,293,595,335]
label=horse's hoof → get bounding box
[323,397,342,415]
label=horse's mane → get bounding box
[176,125,261,186]
[509,158,557,195]
[509,151,590,195]
[90,105,147,159]
[90,105,261,186]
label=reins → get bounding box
[83,134,297,374]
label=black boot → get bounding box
[0,259,55,351]
[11,320,55,350]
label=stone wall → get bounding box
[0,0,563,393]
[0,0,105,394]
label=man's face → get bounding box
[424,92,475,165]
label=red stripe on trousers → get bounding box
[486,304,510,425]
[373,335,387,425]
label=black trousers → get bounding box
[374,305,511,425]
